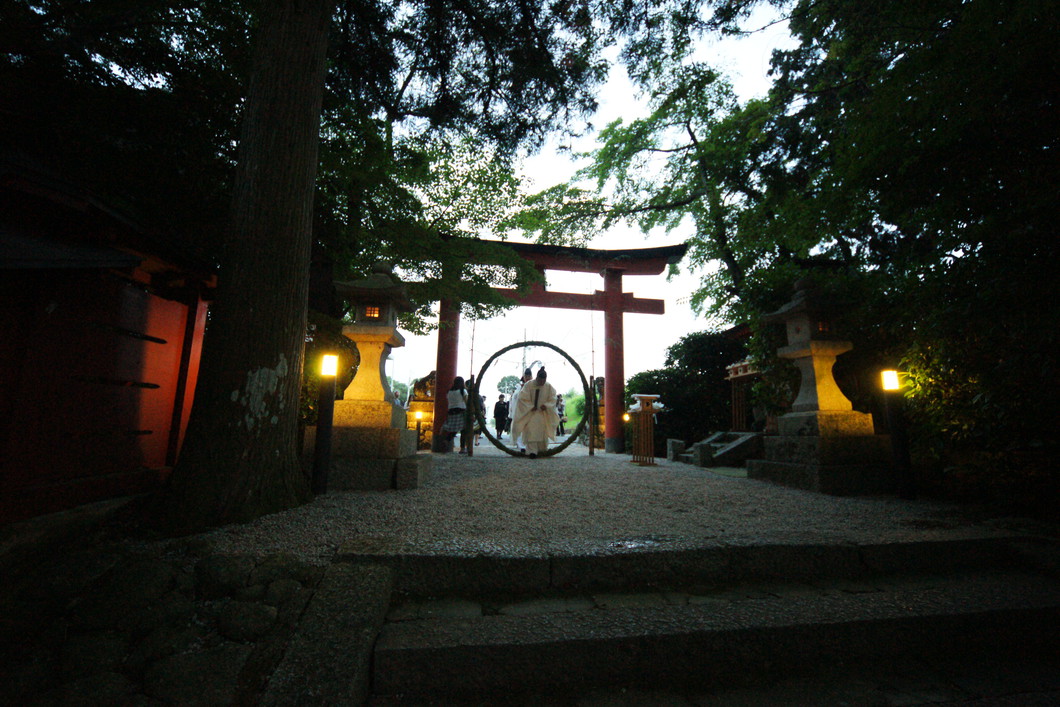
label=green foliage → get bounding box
[515,0,1059,499]
[569,392,587,420]
[496,375,521,397]
[762,0,1060,467]
[626,330,746,445]
[563,391,584,426]
[300,312,360,427]
[1,0,618,330]
[0,0,252,256]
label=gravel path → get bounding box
[201,440,1007,563]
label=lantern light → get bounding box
[881,369,900,391]
[322,354,338,377]
[314,355,339,495]
[415,411,423,420]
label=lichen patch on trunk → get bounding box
[233,355,289,431]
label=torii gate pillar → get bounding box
[431,296,461,452]
[603,268,625,453]
[429,240,687,456]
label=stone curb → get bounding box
[336,535,1031,596]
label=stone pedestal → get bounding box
[666,439,686,462]
[748,420,895,496]
[302,426,431,490]
[330,452,433,492]
[340,327,403,402]
[748,397,896,495]
[328,400,432,490]
[748,404,895,496]
[334,400,406,430]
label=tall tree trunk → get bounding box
[157,0,332,533]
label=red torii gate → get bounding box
[432,240,687,453]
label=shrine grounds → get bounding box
[2,439,1058,705]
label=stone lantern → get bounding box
[335,263,411,417]
[747,280,894,495]
[327,263,431,490]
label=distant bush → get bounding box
[626,331,746,453]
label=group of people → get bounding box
[442,366,566,458]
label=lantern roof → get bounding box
[334,262,413,312]
[762,278,832,324]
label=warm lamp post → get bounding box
[414,410,423,449]
[881,369,915,500]
[312,354,338,495]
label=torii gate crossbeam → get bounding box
[432,241,686,454]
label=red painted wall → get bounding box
[0,269,206,523]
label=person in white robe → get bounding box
[507,368,532,452]
[511,367,560,457]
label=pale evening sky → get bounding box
[387,8,796,400]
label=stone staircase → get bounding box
[672,431,763,468]
[343,535,1060,704]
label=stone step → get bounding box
[370,569,1060,701]
[337,534,1044,596]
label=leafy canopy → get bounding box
[512,0,1059,460]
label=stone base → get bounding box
[330,458,398,492]
[747,458,896,496]
[605,437,624,454]
[329,452,433,491]
[761,434,891,467]
[302,426,431,491]
[396,453,432,489]
[748,433,895,496]
[777,410,875,437]
[689,443,715,467]
[666,439,686,462]
[332,427,417,459]
[334,400,406,429]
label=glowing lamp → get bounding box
[321,354,338,377]
[313,355,339,495]
[415,411,423,420]
[623,413,631,422]
[881,369,900,391]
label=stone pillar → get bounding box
[747,280,894,495]
[603,268,625,453]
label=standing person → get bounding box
[511,367,560,458]
[556,394,566,436]
[508,368,532,453]
[493,394,509,439]
[442,376,468,454]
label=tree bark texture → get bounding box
[159,0,332,532]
